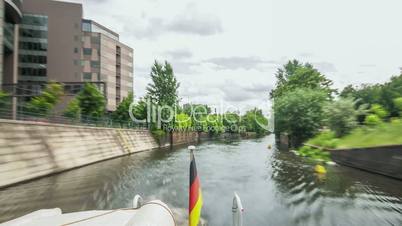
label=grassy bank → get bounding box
[306,120,402,149]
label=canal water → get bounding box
[0,135,401,225]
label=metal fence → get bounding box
[0,100,148,130]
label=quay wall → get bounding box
[0,119,159,188]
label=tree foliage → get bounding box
[270,60,335,99]
[63,98,81,120]
[323,98,361,137]
[112,92,133,123]
[77,83,106,118]
[26,82,63,116]
[340,74,402,118]
[241,109,268,136]
[274,88,328,146]
[146,61,180,130]
[146,61,180,106]
[175,113,192,129]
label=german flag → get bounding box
[189,151,202,226]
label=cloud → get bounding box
[204,56,278,71]
[244,83,273,94]
[164,49,193,60]
[312,61,337,73]
[360,64,376,68]
[124,3,223,39]
[220,81,272,103]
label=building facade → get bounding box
[81,19,133,111]
[0,0,22,86]
[0,0,134,112]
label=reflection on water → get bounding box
[0,135,401,225]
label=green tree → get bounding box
[175,113,192,129]
[112,92,133,124]
[63,98,81,120]
[26,82,63,116]
[241,109,268,136]
[394,97,402,115]
[370,104,388,120]
[365,114,381,126]
[146,61,180,130]
[323,98,361,137]
[270,60,335,99]
[274,88,328,146]
[223,112,241,133]
[202,114,224,135]
[77,83,106,119]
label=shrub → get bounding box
[63,98,81,120]
[297,146,331,162]
[306,131,339,149]
[364,114,382,126]
[323,98,359,137]
[26,82,63,116]
[370,104,388,120]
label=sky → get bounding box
[66,0,402,113]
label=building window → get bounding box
[91,36,100,44]
[19,68,47,77]
[83,73,92,80]
[19,14,48,79]
[91,61,100,68]
[74,47,79,53]
[83,48,92,55]
[82,20,92,32]
[74,35,79,41]
[20,55,47,64]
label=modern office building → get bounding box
[0,0,134,112]
[81,19,133,111]
[0,0,23,86]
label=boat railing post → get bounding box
[232,192,243,226]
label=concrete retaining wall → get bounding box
[330,145,402,180]
[0,119,159,188]
[171,131,199,146]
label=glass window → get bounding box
[83,73,92,80]
[22,14,48,26]
[91,36,100,44]
[74,47,78,53]
[20,42,47,51]
[83,48,92,55]
[82,20,92,32]
[91,61,100,68]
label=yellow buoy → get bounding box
[315,165,327,174]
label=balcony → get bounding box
[5,0,22,24]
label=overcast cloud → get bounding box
[66,0,402,113]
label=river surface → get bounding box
[0,135,402,225]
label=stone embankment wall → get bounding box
[0,119,159,188]
[171,132,199,146]
[330,145,402,180]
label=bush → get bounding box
[364,114,382,126]
[298,146,331,162]
[394,97,402,115]
[26,82,63,116]
[63,98,81,120]
[323,98,359,137]
[370,104,388,120]
[151,129,166,139]
[306,131,339,149]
